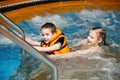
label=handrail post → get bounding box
[0,13,26,66]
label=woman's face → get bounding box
[87,30,101,47]
[41,28,54,44]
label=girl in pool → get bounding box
[71,27,107,54]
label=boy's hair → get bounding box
[40,22,56,33]
[91,27,107,45]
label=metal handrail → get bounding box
[0,13,26,65]
[0,15,57,80]
[0,13,24,36]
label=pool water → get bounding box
[0,40,21,80]
[0,9,120,80]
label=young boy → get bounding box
[24,22,70,55]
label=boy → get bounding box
[25,22,70,55]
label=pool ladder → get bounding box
[0,13,57,80]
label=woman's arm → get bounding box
[75,46,102,54]
[71,39,86,51]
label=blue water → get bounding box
[0,9,120,80]
[0,44,21,80]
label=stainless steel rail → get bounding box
[0,14,57,80]
[0,13,24,36]
[0,13,26,66]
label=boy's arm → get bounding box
[18,34,40,46]
[33,42,61,52]
[33,37,64,52]
[25,37,41,46]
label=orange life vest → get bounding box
[41,29,70,55]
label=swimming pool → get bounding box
[0,9,120,80]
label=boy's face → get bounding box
[87,30,101,47]
[41,28,54,44]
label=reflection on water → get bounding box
[1,9,120,80]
